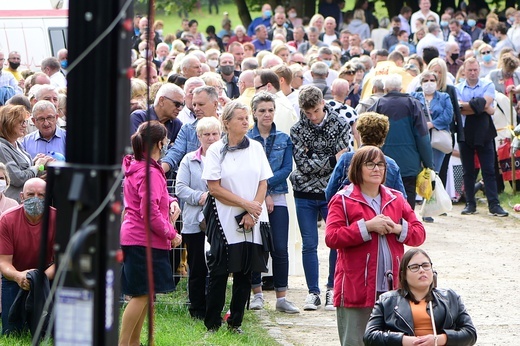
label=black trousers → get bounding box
[204,270,251,330]
[184,232,208,319]
[402,176,417,209]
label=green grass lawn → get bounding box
[0,278,278,346]
[156,3,261,40]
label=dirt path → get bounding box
[255,203,520,346]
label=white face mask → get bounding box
[422,81,437,95]
[0,180,6,194]
[207,59,218,68]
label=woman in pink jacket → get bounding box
[119,120,182,346]
[325,146,426,346]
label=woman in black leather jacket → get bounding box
[364,248,477,346]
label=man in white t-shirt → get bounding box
[320,17,339,46]
[410,0,440,33]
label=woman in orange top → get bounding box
[364,248,477,346]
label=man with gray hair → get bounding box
[261,54,284,69]
[241,57,259,71]
[178,77,206,125]
[162,86,218,174]
[416,23,446,59]
[309,62,333,100]
[21,100,66,159]
[355,76,384,114]
[41,57,67,88]
[368,74,433,209]
[303,47,339,87]
[298,27,327,55]
[181,55,203,79]
[130,83,184,143]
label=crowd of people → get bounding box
[1,0,519,343]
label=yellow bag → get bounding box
[416,168,433,200]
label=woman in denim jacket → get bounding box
[411,71,454,172]
[245,92,299,313]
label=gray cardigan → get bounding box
[175,148,207,235]
[0,137,38,202]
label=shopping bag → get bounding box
[420,176,453,217]
[497,138,520,181]
[416,168,433,200]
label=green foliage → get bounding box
[135,0,198,15]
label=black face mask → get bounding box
[450,53,459,61]
[8,61,20,70]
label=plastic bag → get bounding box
[416,168,433,200]
[420,176,453,217]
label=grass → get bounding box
[139,278,279,345]
[0,278,278,346]
[155,3,261,40]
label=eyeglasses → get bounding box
[255,82,268,91]
[407,262,432,272]
[422,79,437,83]
[480,50,491,55]
[34,116,56,124]
[364,161,386,170]
[295,75,304,79]
[344,70,356,75]
[163,96,185,109]
[292,61,306,66]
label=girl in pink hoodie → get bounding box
[119,120,182,346]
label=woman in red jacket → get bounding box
[325,146,426,346]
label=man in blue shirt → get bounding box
[130,83,184,143]
[247,3,272,37]
[21,100,66,160]
[252,25,272,53]
[161,86,219,174]
[456,58,508,217]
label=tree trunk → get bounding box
[235,0,253,28]
[386,0,405,18]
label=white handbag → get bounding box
[425,96,453,154]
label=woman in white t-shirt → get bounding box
[202,101,273,333]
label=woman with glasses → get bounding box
[0,105,52,202]
[477,43,497,78]
[202,100,273,333]
[364,248,477,346]
[325,146,426,346]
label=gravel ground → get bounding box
[253,203,520,346]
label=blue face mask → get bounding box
[160,142,168,158]
[459,78,466,83]
[323,60,332,67]
[458,20,464,25]
[264,10,272,18]
[467,19,476,27]
[23,196,45,217]
[60,60,68,69]
[440,20,449,27]
[482,53,493,63]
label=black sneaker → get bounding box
[422,217,434,223]
[489,205,508,217]
[461,204,478,215]
[227,325,244,334]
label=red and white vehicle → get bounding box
[0,0,68,71]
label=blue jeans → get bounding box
[432,148,445,173]
[459,140,499,208]
[294,198,336,294]
[252,206,289,291]
[1,277,25,335]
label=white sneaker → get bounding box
[303,293,321,311]
[276,298,300,314]
[325,289,336,311]
[249,295,264,310]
